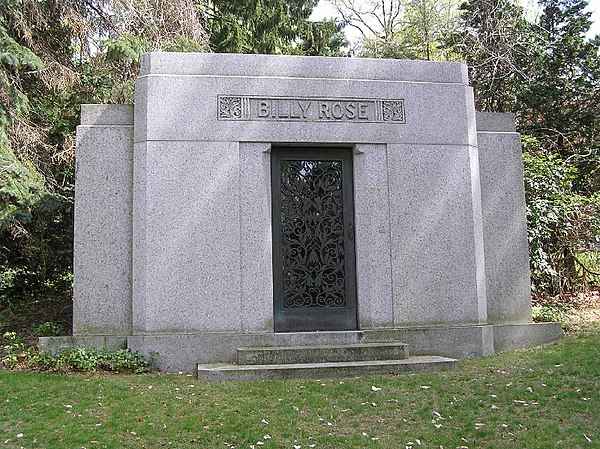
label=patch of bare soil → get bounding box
[1,294,72,337]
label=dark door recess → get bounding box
[271,147,357,332]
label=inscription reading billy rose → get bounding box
[218,95,405,123]
[256,99,370,120]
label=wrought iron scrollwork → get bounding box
[279,160,346,308]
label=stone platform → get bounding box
[41,322,561,375]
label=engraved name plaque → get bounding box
[217,95,405,123]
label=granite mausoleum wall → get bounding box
[40,54,562,372]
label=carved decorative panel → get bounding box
[217,95,406,123]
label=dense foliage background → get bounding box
[0,0,598,334]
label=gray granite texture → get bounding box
[80,104,133,126]
[387,143,487,326]
[133,141,242,334]
[476,111,517,133]
[73,105,133,335]
[131,53,481,335]
[493,323,563,352]
[239,143,275,332]
[140,52,468,83]
[67,54,560,373]
[477,119,533,323]
[126,327,494,372]
[353,144,394,329]
[39,336,127,352]
[134,55,476,147]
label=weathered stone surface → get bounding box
[45,322,561,374]
[478,123,532,324]
[140,52,468,83]
[493,322,563,352]
[387,143,486,326]
[73,105,133,336]
[67,54,561,377]
[237,342,409,365]
[132,141,242,333]
[39,336,127,352]
[353,144,394,328]
[197,356,457,382]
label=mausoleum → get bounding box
[41,53,562,380]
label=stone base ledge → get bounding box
[38,336,127,352]
[40,323,563,373]
[492,322,563,352]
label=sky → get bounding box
[311,0,600,42]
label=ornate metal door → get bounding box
[271,147,357,332]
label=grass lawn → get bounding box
[1,325,598,449]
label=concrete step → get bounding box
[197,356,457,382]
[237,342,409,365]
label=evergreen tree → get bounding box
[454,0,600,296]
[207,0,346,55]
[0,0,211,307]
[518,0,600,192]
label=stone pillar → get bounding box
[477,112,532,324]
[72,105,134,335]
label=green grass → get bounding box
[1,327,599,449]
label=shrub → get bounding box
[30,321,63,337]
[532,304,567,323]
[0,332,152,373]
[523,137,600,296]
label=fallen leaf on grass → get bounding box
[474,423,485,430]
